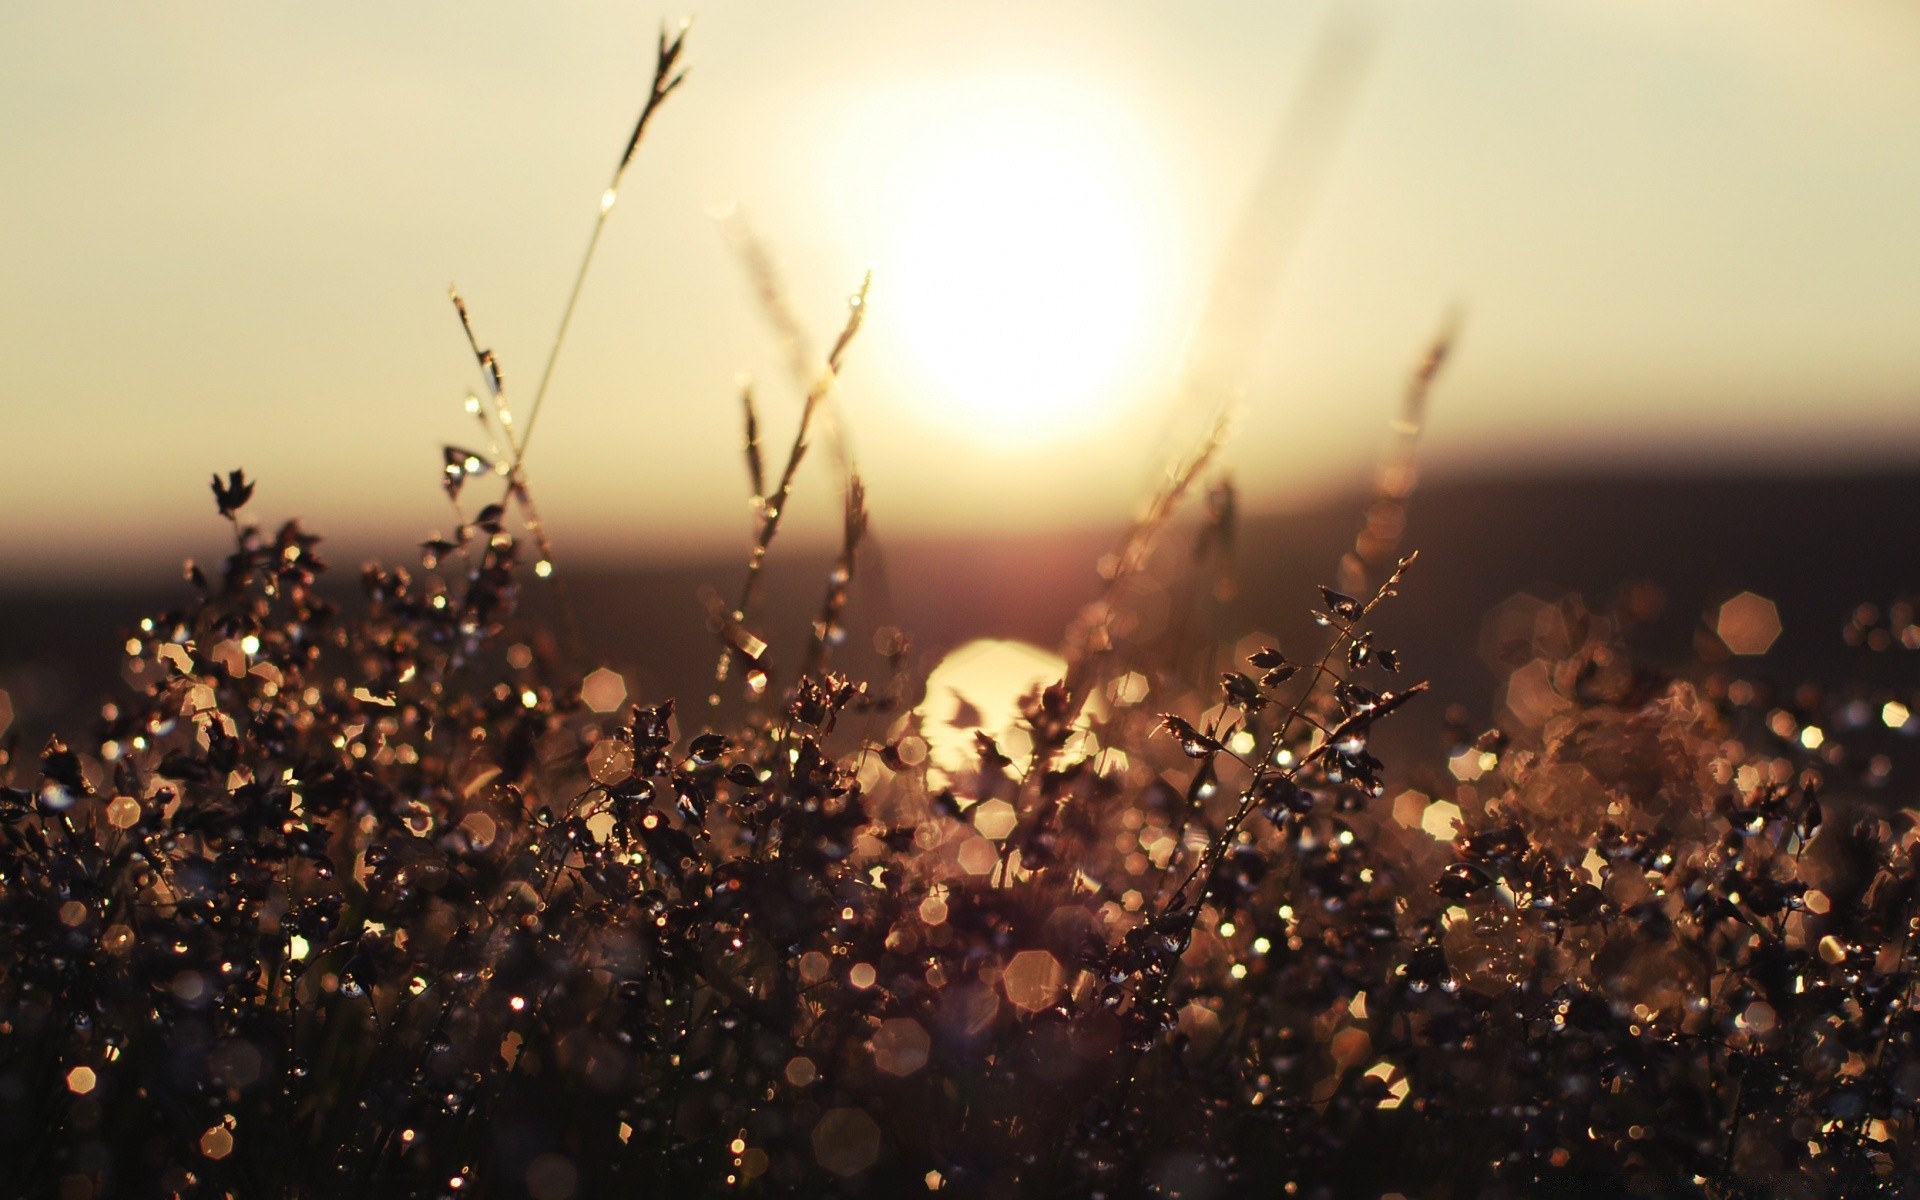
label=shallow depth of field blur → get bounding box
[3,0,1919,774]
[3,3,1920,1199]
[5,0,1920,736]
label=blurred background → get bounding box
[3,0,1919,742]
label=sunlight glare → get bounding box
[849,79,1178,445]
[918,639,1065,771]
[914,638,1106,772]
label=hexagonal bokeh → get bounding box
[812,1107,881,1177]
[580,666,628,714]
[1002,949,1065,1012]
[871,1017,931,1076]
[971,798,1017,840]
[1502,657,1570,728]
[956,836,999,876]
[1716,591,1782,656]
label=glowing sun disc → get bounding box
[863,83,1176,443]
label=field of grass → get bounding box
[2,26,1917,1200]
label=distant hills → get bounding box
[4,468,1915,755]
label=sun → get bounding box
[844,78,1179,444]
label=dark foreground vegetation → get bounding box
[3,24,1917,1200]
[4,455,1918,1200]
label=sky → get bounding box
[4,0,1920,580]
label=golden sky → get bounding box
[4,0,1919,578]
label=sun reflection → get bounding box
[917,638,1068,771]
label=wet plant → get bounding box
[3,25,1917,1200]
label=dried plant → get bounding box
[3,29,1915,1200]
[712,267,872,702]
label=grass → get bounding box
[1,24,1917,1200]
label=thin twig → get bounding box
[740,382,766,506]
[443,22,688,581]
[448,285,555,572]
[516,21,689,460]
[721,215,862,476]
[1336,310,1460,595]
[801,474,869,679]
[1059,407,1233,723]
[712,271,872,698]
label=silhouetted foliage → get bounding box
[5,26,1915,1200]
